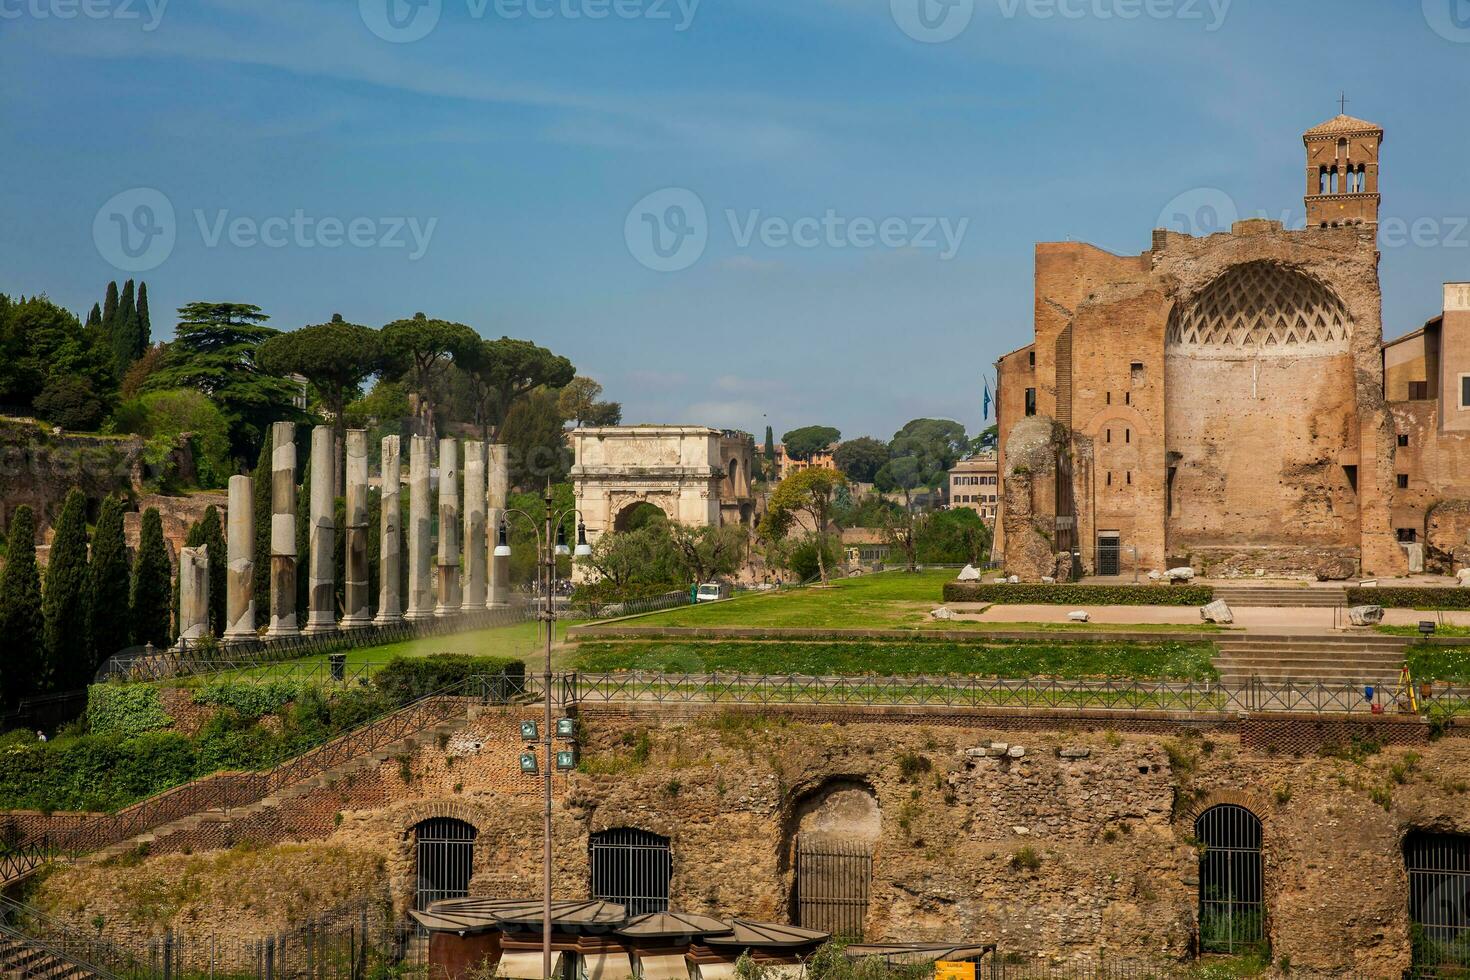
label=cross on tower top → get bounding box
[1338,91,1350,115]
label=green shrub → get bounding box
[192,679,307,718]
[942,582,1214,606]
[1346,587,1470,610]
[0,731,198,813]
[373,655,526,705]
[86,685,173,738]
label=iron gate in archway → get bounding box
[1196,804,1264,954]
[1406,831,1470,976]
[589,828,671,915]
[414,818,477,911]
[795,836,871,939]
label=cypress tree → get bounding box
[86,303,102,330]
[42,489,92,692]
[251,434,272,627]
[102,281,119,331]
[0,506,44,707]
[88,496,131,666]
[201,506,226,637]
[135,282,151,356]
[111,280,138,379]
[131,508,172,649]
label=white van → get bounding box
[696,582,732,603]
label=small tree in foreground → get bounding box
[89,496,132,661]
[761,468,845,586]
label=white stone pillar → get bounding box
[487,443,511,608]
[267,421,299,637]
[342,429,372,629]
[406,434,435,621]
[177,545,210,646]
[375,435,404,626]
[224,475,256,642]
[461,441,487,611]
[304,425,337,635]
[436,438,461,616]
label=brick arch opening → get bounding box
[782,778,879,939]
[589,827,671,915]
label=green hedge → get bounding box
[86,685,173,738]
[373,655,527,705]
[1346,588,1470,611]
[193,679,308,718]
[942,582,1214,606]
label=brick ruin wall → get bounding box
[17,703,1470,977]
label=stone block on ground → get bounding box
[1200,600,1233,625]
[1348,604,1384,626]
[1165,567,1195,583]
[1067,610,1090,623]
[1457,568,1470,587]
[930,606,955,621]
[957,564,981,582]
[1315,556,1357,581]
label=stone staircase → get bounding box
[87,717,471,864]
[1211,584,1348,608]
[1214,632,1409,686]
[0,933,101,979]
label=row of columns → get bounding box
[179,421,512,646]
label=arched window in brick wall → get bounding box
[590,828,671,915]
[1196,804,1265,954]
[1405,831,1470,973]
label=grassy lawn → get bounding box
[1407,644,1470,684]
[569,638,1220,681]
[1378,624,1470,637]
[620,571,964,630]
[188,619,583,684]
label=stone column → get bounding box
[406,434,435,621]
[304,425,337,635]
[267,421,299,637]
[177,545,210,646]
[342,429,372,629]
[224,475,256,643]
[375,435,404,626]
[487,444,511,608]
[436,438,461,617]
[461,441,488,611]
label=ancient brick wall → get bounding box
[27,705,1470,976]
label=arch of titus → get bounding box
[175,421,514,648]
[570,426,757,547]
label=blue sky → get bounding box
[3,0,1468,441]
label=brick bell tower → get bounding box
[1303,102,1383,228]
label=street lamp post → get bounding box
[494,483,591,980]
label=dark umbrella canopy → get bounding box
[619,912,733,940]
[703,920,829,949]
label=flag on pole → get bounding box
[982,378,993,422]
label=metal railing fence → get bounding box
[561,671,1470,717]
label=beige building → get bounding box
[996,114,1402,581]
[774,443,838,481]
[948,452,999,523]
[570,427,757,548]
